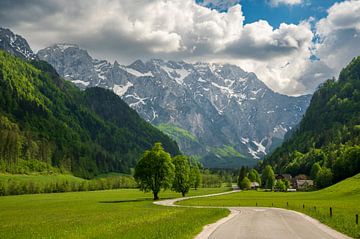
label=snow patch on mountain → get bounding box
[126,94,148,108]
[252,138,267,155]
[37,43,312,166]
[124,67,154,77]
[56,43,78,51]
[241,137,249,144]
[72,80,90,86]
[113,82,133,97]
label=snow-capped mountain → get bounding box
[0,28,311,168]
[37,44,311,168]
[0,28,37,60]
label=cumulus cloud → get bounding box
[297,0,360,93]
[269,0,303,7]
[196,0,241,11]
[0,0,359,95]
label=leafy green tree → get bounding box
[315,167,333,189]
[248,169,261,185]
[202,170,222,188]
[283,179,290,190]
[310,162,321,180]
[239,177,251,190]
[274,180,286,192]
[134,143,175,200]
[237,166,248,188]
[248,169,256,182]
[262,165,275,190]
[190,164,202,190]
[172,155,191,197]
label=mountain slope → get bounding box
[37,43,311,168]
[265,56,360,183]
[0,50,179,178]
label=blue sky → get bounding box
[196,0,345,27]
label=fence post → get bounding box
[303,204,305,209]
[356,214,358,225]
[287,202,288,207]
[330,207,333,217]
[256,202,257,206]
[314,206,316,211]
[272,203,273,207]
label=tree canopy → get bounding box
[262,165,275,190]
[0,50,179,178]
[172,155,192,197]
[134,143,175,200]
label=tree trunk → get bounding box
[182,191,186,197]
[153,191,159,200]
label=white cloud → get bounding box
[1,0,360,96]
[269,0,303,7]
[197,0,240,11]
[297,0,360,93]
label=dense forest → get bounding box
[265,56,360,186]
[0,50,180,178]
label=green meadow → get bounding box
[0,187,229,239]
[179,173,360,238]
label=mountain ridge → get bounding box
[37,42,311,168]
[265,56,360,184]
[0,48,179,178]
[0,27,311,168]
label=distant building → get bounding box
[294,174,308,180]
[250,182,260,190]
[294,179,314,190]
[275,174,292,181]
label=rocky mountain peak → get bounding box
[37,43,312,167]
[0,27,37,60]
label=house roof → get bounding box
[296,180,314,186]
[275,174,292,180]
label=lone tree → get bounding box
[262,165,275,190]
[172,155,192,197]
[134,143,174,200]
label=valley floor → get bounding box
[0,188,229,239]
[179,174,360,238]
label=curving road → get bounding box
[154,190,351,239]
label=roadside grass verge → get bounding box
[0,188,230,239]
[179,173,360,238]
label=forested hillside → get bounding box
[0,50,179,178]
[265,56,360,185]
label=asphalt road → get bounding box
[209,207,350,239]
[154,190,351,239]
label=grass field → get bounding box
[179,173,360,238]
[0,187,229,239]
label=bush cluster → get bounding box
[0,176,137,196]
